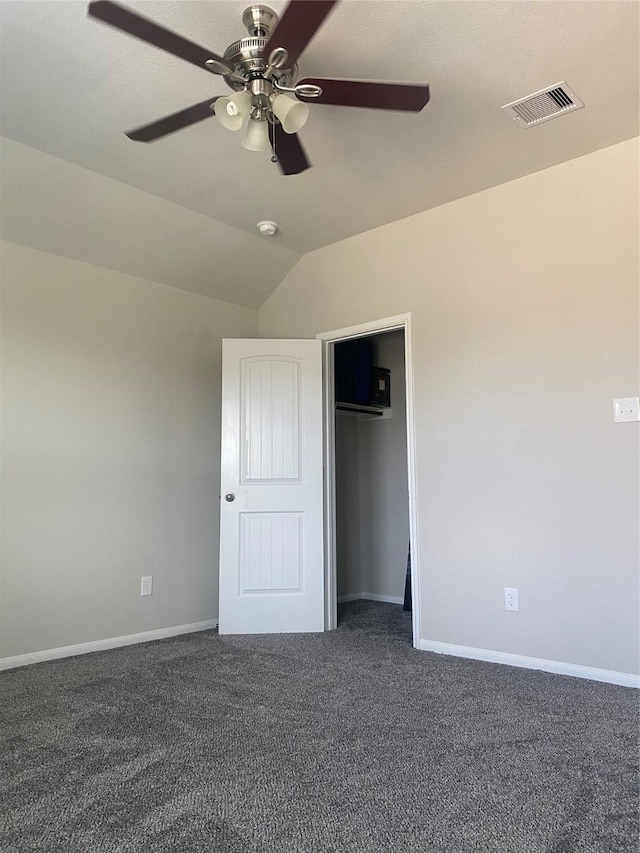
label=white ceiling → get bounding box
[1,0,638,307]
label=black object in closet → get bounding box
[403,546,411,611]
[335,339,373,405]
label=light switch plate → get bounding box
[613,397,639,423]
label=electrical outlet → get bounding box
[140,575,153,596]
[613,397,639,423]
[504,587,518,612]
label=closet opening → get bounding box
[318,315,420,649]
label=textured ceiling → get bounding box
[0,0,638,307]
[0,137,299,308]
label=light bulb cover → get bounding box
[241,118,271,152]
[271,94,309,134]
[214,91,251,131]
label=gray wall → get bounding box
[335,413,361,598]
[335,331,410,601]
[1,241,257,658]
[259,140,640,675]
[359,331,409,600]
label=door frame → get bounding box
[316,313,421,649]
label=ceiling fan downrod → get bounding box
[242,4,278,39]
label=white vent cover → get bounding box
[502,82,584,128]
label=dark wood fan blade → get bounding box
[88,1,231,73]
[262,0,337,68]
[297,78,431,111]
[268,122,311,175]
[126,98,219,142]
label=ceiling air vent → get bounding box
[502,82,584,128]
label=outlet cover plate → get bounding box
[140,575,153,596]
[613,397,639,423]
[504,587,519,612]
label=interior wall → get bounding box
[259,139,640,676]
[0,241,258,659]
[335,413,361,598]
[357,331,409,601]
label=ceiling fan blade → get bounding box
[88,1,231,74]
[262,0,338,68]
[268,123,311,175]
[297,78,431,112]
[126,98,219,142]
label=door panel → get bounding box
[239,512,302,593]
[219,339,324,634]
[242,357,301,482]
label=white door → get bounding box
[218,338,324,634]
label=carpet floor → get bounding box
[1,601,638,852]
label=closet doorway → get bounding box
[318,314,421,648]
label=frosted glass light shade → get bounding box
[271,94,309,134]
[241,118,271,152]
[214,91,251,131]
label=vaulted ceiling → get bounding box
[1,1,638,308]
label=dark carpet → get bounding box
[1,601,638,853]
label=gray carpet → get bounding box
[1,600,638,853]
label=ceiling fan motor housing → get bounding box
[223,6,297,92]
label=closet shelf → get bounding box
[336,402,393,422]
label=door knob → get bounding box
[224,493,236,502]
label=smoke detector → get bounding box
[502,82,584,128]
[257,220,278,236]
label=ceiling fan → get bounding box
[87,0,431,175]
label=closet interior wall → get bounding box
[335,330,410,604]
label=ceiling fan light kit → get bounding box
[242,117,272,152]
[271,94,309,134]
[87,0,431,175]
[214,91,251,131]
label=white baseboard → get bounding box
[361,592,404,605]
[337,592,404,606]
[419,639,640,689]
[0,619,219,672]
